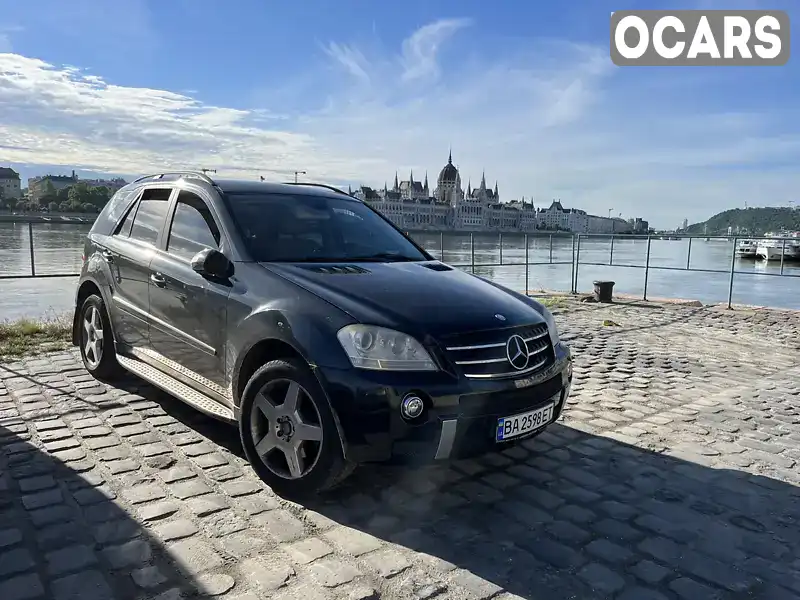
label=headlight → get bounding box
[337,325,437,371]
[541,307,560,348]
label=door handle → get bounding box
[150,273,166,287]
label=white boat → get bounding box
[756,242,783,261]
[785,232,800,260]
[735,239,757,258]
[756,232,800,261]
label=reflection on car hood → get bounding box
[261,260,546,338]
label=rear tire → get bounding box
[78,294,124,381]
[239,358,355,499]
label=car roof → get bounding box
[214,179,355,201]
[130,172,358,202]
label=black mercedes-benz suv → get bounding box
[72,171,573,497]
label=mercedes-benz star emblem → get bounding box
[506,334,529,371]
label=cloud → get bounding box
[1,18,799,225]
[323,42,372,84]
[400,18,472,83]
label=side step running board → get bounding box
[117,355,235,423]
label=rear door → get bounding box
[103,187,174,349]
[148,188,232,390]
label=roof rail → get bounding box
[133,171,216,185]
[283,182,352,197]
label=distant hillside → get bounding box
[685,207,800,235]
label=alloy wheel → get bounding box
[249,378,324,479]
[82,305,104,369]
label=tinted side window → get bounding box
[90,188,134,234]
[129,189,171,245]
[166,192,221,260]
[115,200,137,237]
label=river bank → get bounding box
[0,213,94,223]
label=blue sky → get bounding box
[1,0,798,227]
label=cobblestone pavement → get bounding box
[1,301,800,600]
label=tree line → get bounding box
[0,181,115,213]
[685,207,800,235]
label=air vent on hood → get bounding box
[305,265,371,275]
[420,262,454,272]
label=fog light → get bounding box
[400,395,425,420]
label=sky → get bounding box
[0,0,798,228]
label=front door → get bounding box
[148,188,232,391]
[103,187,173,349]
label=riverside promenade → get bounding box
[1,300,799,600]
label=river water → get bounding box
[1,222,799,320]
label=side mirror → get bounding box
[191,248,234,279]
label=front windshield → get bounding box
[224,192,430,263]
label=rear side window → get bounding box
[115,202,137,237]
[90,188,134,234]
[129,188,172,245]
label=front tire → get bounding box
[239,358,354,498]
[78,294,123,381]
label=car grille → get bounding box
[442,323,554,380]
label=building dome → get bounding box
[437,150,459,184]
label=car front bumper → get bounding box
[316,342,573,464]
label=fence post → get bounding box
[727,236,737,309]
[570,235,576,293]
[643,236,652,301]
[686,237,692,270]
[28,221,36,277]
[573,235,582,294]
[499,232,503,265]
[609,236,615,265]
[524,233,529,295]
[440,231,444,261]
[549,235,553,263]
[470,232,475,273]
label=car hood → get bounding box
[261,260,546,338]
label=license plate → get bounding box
[496,403,554,442]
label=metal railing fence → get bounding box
[3,220,799,309]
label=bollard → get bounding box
[593,280,615,303]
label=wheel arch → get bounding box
[233,336,351,460]
[72,279,105,346]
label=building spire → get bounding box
[393,171,399,191]
[410,169,414,184]
[480,171,486,190]
[448,148,453,165]
[494,180,498,198]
